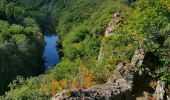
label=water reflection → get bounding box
[43,35,60,70]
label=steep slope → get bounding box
[52,49,144,100]
[0,19,44,94]
[0,0,132,99]
[1,0,170,100]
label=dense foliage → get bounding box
[0,0,169,99]
[0,0,131,99]
[125,0,170,85]
[0,19,44,94]
[0,0,45,95]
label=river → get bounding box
[43,35,60,71]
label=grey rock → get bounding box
[98,11,123,61]
[131,49,145,67]
[98,46,104,61]
[52,62,136,100]
[52,11,146,100]
[52,47,145,100]
[105,11,123,37]
[154,80,166,100]
[113,11,121,18]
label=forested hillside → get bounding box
[0,16,44,94]
[0,0,169,100]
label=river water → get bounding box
[43,35,60,70]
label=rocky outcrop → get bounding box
[154,80,168,100]
[105,11,123,37]
[52,49,145,100]
[52,11,145,100]
[52,63,136,100]
[98,11,123,61]
[131,49,145,67]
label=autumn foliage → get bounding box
[41,67,95,96]
[71,67,95,89]
[81,67,95,88]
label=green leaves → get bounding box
[123,0,170,52]
[156,67,170,84]
[9,25,24,34]
[124,0,170,84]
[0,20,44,95]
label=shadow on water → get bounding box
[43,35,60,71]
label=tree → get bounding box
[125,0,170,51]
[122,0,170,83]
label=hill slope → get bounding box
[0,0,170,100]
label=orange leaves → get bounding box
[41,79,67,96]
[59,79,67,89]
[51,79,68,96]
[51,80,61,96]
[40,66,95,96]
[71,66,95,89]
[81,67,95,89]
[71,79,80,89]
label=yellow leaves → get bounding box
[168,85,170,91]
[51,80,62,96]
[131,30,139,36]
[50,79,68,96]
[73,43,81,49]
[145,7,155,14]
[149,80,157,90]
[41,83,50,96]
[164,0,170,10]
[126,44,134,51]
[103,36,113,43]
[40,79,67,96]
[108,56,115,65]
[160,77,167,81]
[130,30,145,45]
[166,3,170,9]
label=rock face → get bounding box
[52,11,145,100]
[105,11,123,37]
[98,11,123,61]
[52,63,136,100]
[52,49,145,100]
[154,81,166,100]
[131,49,145,67]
